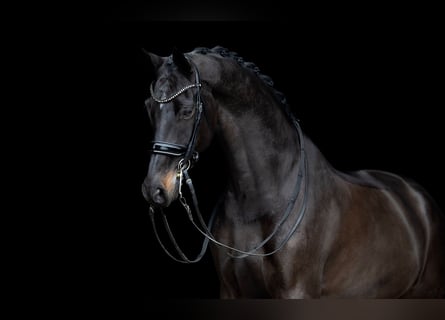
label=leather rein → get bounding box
[148,61,308,263]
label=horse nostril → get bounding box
[153,187,166,205]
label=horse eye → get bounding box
[179,105,195,120]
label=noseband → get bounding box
[149,64,203,165]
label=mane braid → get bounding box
[192,46,298,124]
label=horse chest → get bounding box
[213,222,274,297]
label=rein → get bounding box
[148,60,308,263]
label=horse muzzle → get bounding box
[142,171,179,208]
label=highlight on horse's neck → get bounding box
[213,80,301,212]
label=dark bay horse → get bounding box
[141,46,445,298]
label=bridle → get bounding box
[148,60,209,263]
[147,58,308,263]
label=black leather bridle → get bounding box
[149,63,203,166]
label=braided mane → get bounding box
[192,46,291,110]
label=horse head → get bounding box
[141,48,217,207]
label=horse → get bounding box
[141,46,445,298]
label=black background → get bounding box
[34,2,444,316]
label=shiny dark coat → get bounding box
[142,47,445,298]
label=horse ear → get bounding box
[172,47,192,75]
[142,49,164,70]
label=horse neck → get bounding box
[213,80,302,221]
